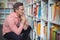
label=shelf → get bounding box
[0,7,5,8]
[42,0,48,2]
[0,7,13,9]
[53,0,60,2]
[41,18,60,25]
[41,18,48,22]
[49,21,60,25]
[33,0,41,4]
[33,16,41,21]
[0,12,5,13]
[0,0,8,2]
[0,12,10,14]
[0,13,4,15]
[0,18,5,20]
[25,0,41,7]
[5,7,13,9]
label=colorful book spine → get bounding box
[37,22,41,35]
[51,4,55,21]
[56,31,60,40]
[34,21,37,32]
[50,25,59,40]
[5,9,10,13]
[35,4,38,17]
[43,3,48,19]
[52,2,60,22]
[38,5,41,19]
[53,3,57,21]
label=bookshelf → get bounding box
[25,0,60,40]
[0,0,17,24]
[0,0,60,40]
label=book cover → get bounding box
[37,22,41,35]
[38,5,41,19]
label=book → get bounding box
[50,24,60,40]
[5,9,10,13]
[0,2,5,8]
[51,2,60,23]
[7,2,14,8]
[33,3,39,18]
[0,15,5,19]
[53,3,57,21]
[56,2,60,23]
[37,22,41,36]
[42,2,48,19]
[26,0,30,4]
[34,21,37,32]
[43,23,48,40]
[26,0,32,4]
[10,8,14,13]
[0,8,4,13]
[56,31,60,40]
[38,5,41,19]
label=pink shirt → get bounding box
[2,12,24,35]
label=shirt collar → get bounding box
[13,12,19,18]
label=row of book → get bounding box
[25,5,33,16]
[0,8,13,13]
[30,1,48,20]
[0,14,8,19]
[34,20,41,35]
[26,0,40,5]
[33,3,41,19]
[50,24,60,40]
[0,15,5,19]
[0,2,16,8]
[33,20,41,40]
[0,0,17,2]
[33,20,48,40]
[26,0,32,4]
[33,2,48,40]
[27,1,60,23]
[0,19,4,24]
[50,2,60,23]
[8,0,17,2]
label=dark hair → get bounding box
[13,2,23,12]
